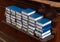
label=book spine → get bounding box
[22,20,28,24]
[29,26,35,30]
[16,20,22,24]
[29,22,35,26]
[27,11,36,15]
[22,26,28,32]
[16,23,22,29]
[23,25,28,28]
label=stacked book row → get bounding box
[5,6,52,39]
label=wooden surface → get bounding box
[31,0,60,8]
[0,0,60,42]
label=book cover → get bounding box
[36,24,52,32]
[41,33,51,39]
[22,8,36,16]
[36,18,52,27]
[6,6,23,13]
[35,30,51,37]
[29,13,43,21]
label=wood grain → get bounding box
[31,0,60,8]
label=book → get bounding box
[23,25,28,28]
[28,31,34,35]
[16,15,21,20]
[22,8,36,16]
[29,22,35,27]
[22,8,36,22]
[6,5,23,16]
[36,18,52,27]
[41,32,51,39]
[23,22,28,26]
[35,30,51,38]
[28,28,35,33]
[11,15,15,19]
[6,5,23,13]
[28,25,35,30]
[16,23,22,29]
[29,13,43,23]
[22,16,28,20]
[6,19,11,23]
[16,20,22,24]
[5,13,10,17]
[11,18,15,22]
[22,26,28,32]
[22,19,28,24]
[36,24,52,33]
[11,22,16,26]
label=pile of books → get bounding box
[22,8,36,31]
[35,18,52,39]
[5,6,23,29]
[28,13,43,35]
[5,5,52,39]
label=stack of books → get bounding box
[5,11,11,23]
[28,13,43,35]
[5,6,11,23]
[35,18,52,39]
[22,8,36,31]
[5,6,23,29]
[5,5,52,39]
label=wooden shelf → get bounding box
[31,0,60,8]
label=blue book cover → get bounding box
[6,5,23,13]
[35,30,51,37]
[36,24,52,30]
[36,24,52,33]
[41,32,51,39]
[36,18,52,27]
[22,8,36,16]
[29,13,43,21]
